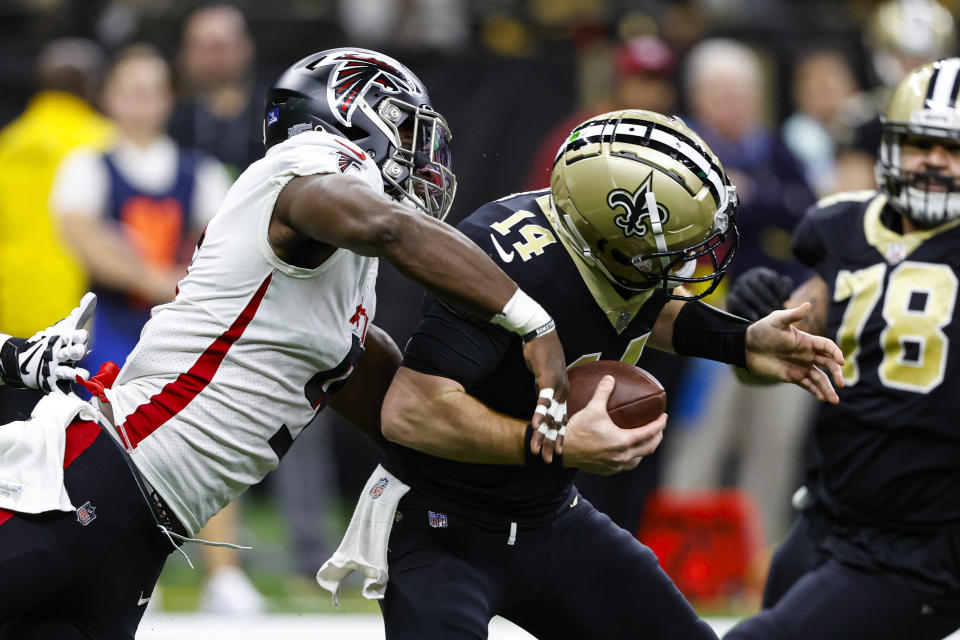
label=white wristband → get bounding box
[490,288,554,340]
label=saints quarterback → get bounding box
[319,109,846,639]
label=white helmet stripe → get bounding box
[647,126,727,207]
[556,118,728,210]
[929,59,960,108]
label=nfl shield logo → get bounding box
[370,477,389,499]
[428,511,448,528]
[887,242,907,264]
[76,501,97,526]
[267,107,279,126]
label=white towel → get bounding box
[0,393,98,513]
[316,464,409,605]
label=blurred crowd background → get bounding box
[0,0,956,616]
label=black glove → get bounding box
[726,267,794,322]
[0,292,95,393]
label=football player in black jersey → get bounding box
[318,110,846,640]
[725,59,960,640]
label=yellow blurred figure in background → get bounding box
[0,38,113,338]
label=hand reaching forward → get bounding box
[745,302,845,403]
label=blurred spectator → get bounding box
[684,38,814,284]
[339,0,470,52]
[52,44,230,371]
[168,4,263,175]
[524,34,677,190]
[49,45,256,613]
[834,0,955,191]
[0,38,114,423]
[781,48,859,197]
[663,38,816,546]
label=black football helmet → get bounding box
[264,48,456,220]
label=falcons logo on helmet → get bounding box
[323,52,422,126]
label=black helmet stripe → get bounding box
[555,116,726,207]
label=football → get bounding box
[566,360,666,429]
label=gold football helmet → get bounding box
[550,109,739,300]
[878,58,960,227]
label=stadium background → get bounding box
[1,0,958,637]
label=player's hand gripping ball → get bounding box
[567,360,666,428]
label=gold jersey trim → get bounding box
[864,194,960,263]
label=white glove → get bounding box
[0,293,96,393]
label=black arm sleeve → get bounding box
[402,294,514,388]
[672,301,750,368]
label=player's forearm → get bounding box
[286,174,522,320]
[378,212,518,319]
[650,300,750,366]
[381,367,526,464]
[329,325,401,450]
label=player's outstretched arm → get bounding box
[0,292,96,393]
[275,173,568,453]
[328,325,401,450]
[647,287,843,402]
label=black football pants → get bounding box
[0,419,173,639]
[381,490,717,639]
[724,516,960,640]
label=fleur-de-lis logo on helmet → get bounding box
[608,173,669,238]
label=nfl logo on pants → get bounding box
[76,501,97,526]
[428,511,447,528]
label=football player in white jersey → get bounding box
[0,48,579,639]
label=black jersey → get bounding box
[385,190,668,523]
[794,191,960,529]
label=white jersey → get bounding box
[102,131,382,535]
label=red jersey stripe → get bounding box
[119,273,274,449]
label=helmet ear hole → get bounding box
[611,249,634,267]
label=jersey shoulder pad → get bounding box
[793,191,877,268]
[268,131,381,191]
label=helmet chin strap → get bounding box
[644,190,673,276]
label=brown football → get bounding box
[566,360,666,429]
